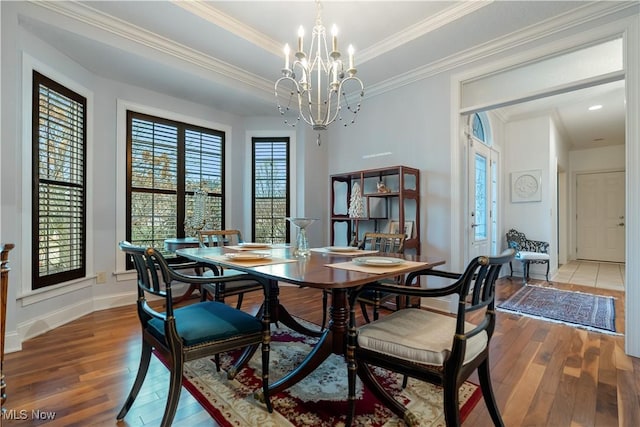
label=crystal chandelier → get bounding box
[275,0,364,132]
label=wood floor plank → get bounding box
[2,278,638,426]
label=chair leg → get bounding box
[545,261,550,281]
[477,359,505,427]
[160,355,184,427]
[321,291,329,330]
[442,379,461,427]
[261,339,273,413]
[372,304,380,321]
[346,348,358,427]
[360,301,372,323]
[235,293,244,310]
[117,341,152,421]
[509,261,513,276]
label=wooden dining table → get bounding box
[176,245,445,395]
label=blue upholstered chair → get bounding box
[505,228,550,283]
[117,241,272,427]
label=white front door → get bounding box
[468,136,499,260]
[576,171,625,262]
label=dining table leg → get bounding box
[266,287,350,394]
[230,278,325,379]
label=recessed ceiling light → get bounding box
[588,104,603,111]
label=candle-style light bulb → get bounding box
[297,26,304,52]
[348,44,355,69]
[284,43,290,70]
[331,25,338,52]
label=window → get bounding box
[32,71,87,289]
[127,111,224,253]
[252,137,290,243]
[472,112,485,142]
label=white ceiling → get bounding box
[19,1,627,150]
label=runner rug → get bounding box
[497,285,617,334]
[179,321,481,426]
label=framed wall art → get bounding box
[511,170,542,203]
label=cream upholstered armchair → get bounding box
[345,249,516,426]
[505,228,550,283]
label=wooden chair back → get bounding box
[198,229,244,247]
[358,232,406,254]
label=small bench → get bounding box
[505,229,550,283]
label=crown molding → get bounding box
[171,0,283,56]
[366,1,637,99]
[359,0,493,64]
[29,0,275,94]
[27,0,638,105]
[173,1,493,65]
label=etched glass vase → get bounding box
[286,217,317,257]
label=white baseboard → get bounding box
[16,298,94,344]
[4,331,22,353]
[92,290,138,311]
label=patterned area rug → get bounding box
[497,285,617,334]
[180,321,481,426]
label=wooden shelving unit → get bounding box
[330,166,420,254]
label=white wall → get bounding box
[503,116,555,278]
[327,73,453,262]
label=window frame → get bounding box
[251,137,291,243]
[31,70,87,290]
[125,110,226,257]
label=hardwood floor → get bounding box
[3,277,639,426]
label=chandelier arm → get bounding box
[275,0,364,131]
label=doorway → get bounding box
[466,113,500,260]
[451,19,639,359]
[576,171,625,262]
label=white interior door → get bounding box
[468,137,499,260]
[576,171,625,262]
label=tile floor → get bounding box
[551,260,625,292]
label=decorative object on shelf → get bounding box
[275,0,364,140]
[348,182,364,218]
[184,187,207,237]
[388,220,414,238]
[287,217,317,257]
[376,180,391,193]
[349,232,359,248]
[511,170,542,203]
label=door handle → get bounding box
[618,223,625,226]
